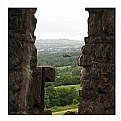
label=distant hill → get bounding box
[35,38,84,52]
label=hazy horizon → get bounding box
[36,38,84,41]
[34,0,89,40]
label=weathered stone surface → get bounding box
[79,55,91,66]
[9,9,55,114]
[9,8,115,115]
[78,8,115,114]
[9,8,37,114]
[28,67,55,114]
[64,111,77,115]
[78,100,105,114]
[102,9,115,35]
[88,12,102,36]
[44,67,55,82]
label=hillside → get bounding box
[37,38,82,112]
[35,38,84,52]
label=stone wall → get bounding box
[9,8,115,115]
[9,9,55,114]
[78,8,115,114]
[9,8,37,114]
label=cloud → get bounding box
[34,0,88,40]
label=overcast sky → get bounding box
[34,0,89,40]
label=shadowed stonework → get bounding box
[9,8,37,114]
[8,8,55,114]
[78,8,115,114]
[8,8,115,115]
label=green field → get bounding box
[52,108,78,115]
[55,84,80,91]
[56,66,71,70]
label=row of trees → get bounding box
[54,76,80,86]
[45,76,80,87]
[56,66,80,76]
[44,86,79,108]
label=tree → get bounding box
[56,88,70,106]
[56,87,79,106]
[45,86,60,108]
[68,87,79,104]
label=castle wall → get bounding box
[8,8,37,114]
[78,8,115,114]
[8,8,115,115]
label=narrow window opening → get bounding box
[34,1,89,115]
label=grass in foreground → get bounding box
[48,104,78,113]
[52,108,78,115]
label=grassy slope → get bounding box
[54,84,80,91]
[52,108,78,115]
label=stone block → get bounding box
[44,67,55,82]
[102,9,115,35]
[79,55,91,66]
[90,68,101,79]
[78,100,105,114]
[97,84,113,94]
[81,89,98,100]
[88,12,102,36]
[80,67,91,80]
[82,44,94,55]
